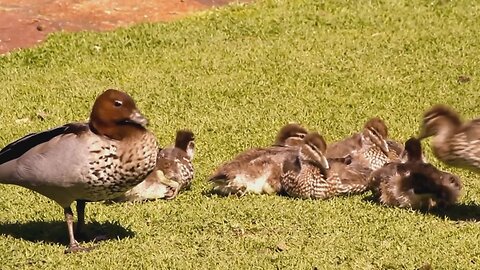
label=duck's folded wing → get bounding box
[0,123,89,165]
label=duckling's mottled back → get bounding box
[369,138,462,209]
[281,132,342,199]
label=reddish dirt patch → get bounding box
[0,0,248,55]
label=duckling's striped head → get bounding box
[174,130,195,159]
[274,123,308,147]
[362,117,389,155]
[300,132,329,170]
[403,137,423,162]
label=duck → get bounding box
[368,138,462,209]
[418,104,480,173]
[326,117,401,171]
[113,130,195,202]
[0,89,158,253]
[208,123,307,196]
[280,132,335,199]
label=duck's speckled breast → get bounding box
[83,132,158,201]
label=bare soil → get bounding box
[0,0,247,54]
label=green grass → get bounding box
[1,0,480,268]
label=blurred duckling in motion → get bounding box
[418,104,480,173]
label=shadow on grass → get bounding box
[0,220,135,245]
[362,195,480,221]
[201,189,236,198]
[428,203,480,222]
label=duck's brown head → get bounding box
[89,89,148,140]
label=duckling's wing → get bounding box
[449,122,480,170]
[330,162,372,195]
[325,133,362,159]
[461,119,480,141]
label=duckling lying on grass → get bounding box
[368,138,462,210]
[113,130,195,202]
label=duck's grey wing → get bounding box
[0,123,88,165]
[0,123,90,197]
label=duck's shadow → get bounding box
[0,220,135,245]
[362,195,480,221]
[428,203,480,222]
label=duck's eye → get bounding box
[297,133,306,138]
[114,100,123,107]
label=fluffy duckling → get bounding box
[113,130,195,202]
[281,132,339,199]
[326,117,401,170]
[369,138,462,209]
[208,123,307,196]
[418,104,480,173]
[0,89,158,253]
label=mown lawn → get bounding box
[1,0,480,269]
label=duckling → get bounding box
[326,117,400,170]
[209,147,296,196]
[208,123,308,196]
[418,104,480,173]
[0,89,158,253]
[369,138,462,209]
[281,132,339,199]
[113,130,194,202]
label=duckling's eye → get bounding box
[297,133,306,138]
[370,128,380,137]
[449,176,459,185]
[114,100,123,107]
